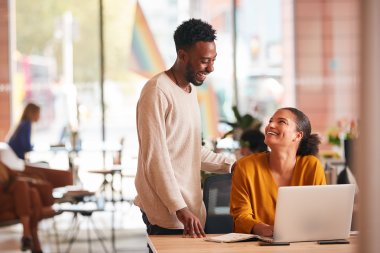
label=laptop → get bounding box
[273,184,355,243]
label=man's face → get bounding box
[183,41,217,86]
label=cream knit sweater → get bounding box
[134,72,234,229]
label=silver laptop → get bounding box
[273,184,355,243]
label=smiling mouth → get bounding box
[267,131,279,136]
[196,72,207,81]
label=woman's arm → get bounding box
[19,121,33,153]
[314,158,327,185]
[230,162,262,234]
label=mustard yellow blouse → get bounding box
[230,152,326,234]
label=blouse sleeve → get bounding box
[300,155,327,185]
[230,161,261,234]
[313,157,327,185]
[19,121,33,153]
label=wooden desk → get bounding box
[147,234,358,253]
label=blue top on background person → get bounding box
[8,103,40,160]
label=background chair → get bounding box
[24,164,73,188]
[203,173,233,234]
[0,142,73,188]
[88,138,125,203]
[0,142,24,171]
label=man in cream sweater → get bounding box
[134,19,235,240]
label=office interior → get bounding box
[0,0,379,252]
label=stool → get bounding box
[58,203,110,253]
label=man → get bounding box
[134,18,235,239]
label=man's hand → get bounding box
[252,223,274,237]
[176,207,206,238]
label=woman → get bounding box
[230,107,326,237]
[8,103,40,160]
[0,162,45,253]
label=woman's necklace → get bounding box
[170,68,190,93]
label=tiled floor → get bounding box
[0,202,149,253]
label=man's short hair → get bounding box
[173,18,216,52]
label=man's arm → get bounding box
[200,146,235,173]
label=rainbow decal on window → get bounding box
[197,84,219,140]
[129,2,166,78]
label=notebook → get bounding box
[205,233,272,243]
[206,184,355,243]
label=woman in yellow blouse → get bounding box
[230,107,326,237]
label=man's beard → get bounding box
[185,64,204,86]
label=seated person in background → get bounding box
[239,129,267,157]
[8,102,40,160]
[230,107,326,237]
[0,161,55,217]
[0,142,73,190]
[0,162,51,253]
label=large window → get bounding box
[12,0,359,162]
[140,0,285,141]
[12,0,286,157]
[14,1,144,160]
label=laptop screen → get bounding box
[273,184,355,242]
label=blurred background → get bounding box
[0,0,360,160]
[2,1,380,253]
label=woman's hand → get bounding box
[252,223,274,237]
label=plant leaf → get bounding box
[232,105,242,122]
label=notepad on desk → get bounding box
[205,233,273,243]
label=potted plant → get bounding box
[220,105,262,140]
[201,106,262,187]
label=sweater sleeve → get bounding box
[200,146,235,173]
[230,162,261,234]
[137,87,187,214]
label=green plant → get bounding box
[327,119,358,147]
[220,105,262,139]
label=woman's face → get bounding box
[32,110,40,122]
[264,109,303,149]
